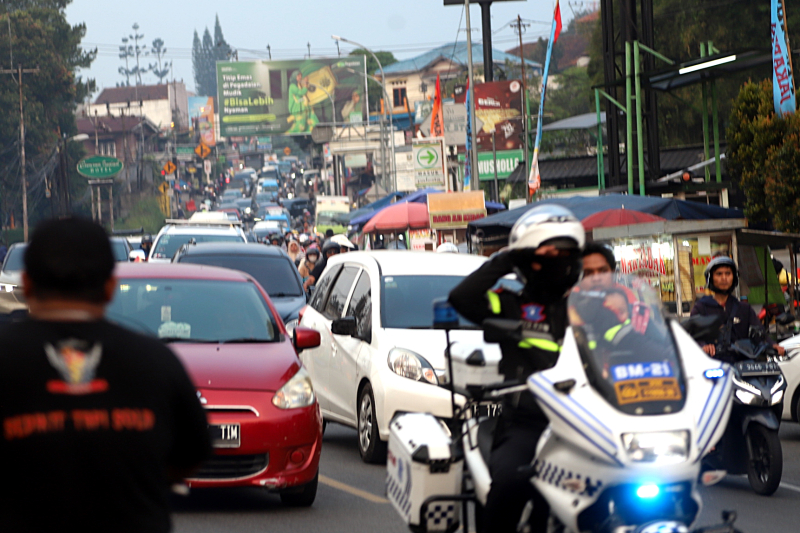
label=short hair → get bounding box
[25,217,115,303]
[583,242,616,270]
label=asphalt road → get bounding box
[173,422,800,533]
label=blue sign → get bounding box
[611,362,673,382]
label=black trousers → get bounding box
[483,416,549,533]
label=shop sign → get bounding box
[428,191,486,229]
[458,149,523,181]
[618,245,668,276]
[76,156,123,179]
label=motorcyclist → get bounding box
[448,205,585,533]
[690,255,785,362]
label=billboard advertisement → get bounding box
[188,96,216,147]
[454,80,524,151]
[217,57,367,137]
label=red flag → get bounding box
[553,0,563,44]
[430,74,445,138]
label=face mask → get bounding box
[517,253,582,304]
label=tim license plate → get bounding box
[209,423,241,448]
[736,361,781,376]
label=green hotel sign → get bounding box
[76,156,124,179]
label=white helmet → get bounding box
[437,242,459,253]
[508,204,585,252]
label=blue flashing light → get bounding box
[636,484,660,499]
[704,368,725,380]
[432,298,459,329]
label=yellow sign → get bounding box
[195,143,211,159]
[614,378,682,405]
[187,166,197,174]
[428,191,487,229]
[163,161,176,175]
[283,147,292,156]
[158,182,170,194]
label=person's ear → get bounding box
[21,271,34,300]
[103,276,118,304]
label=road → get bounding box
[173,422,800,533]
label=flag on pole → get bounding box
[431,74,445,138]
[464,79,472,191]
[772,0,796,117]
[528,0,563,196]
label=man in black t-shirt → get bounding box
[0,218,210,533]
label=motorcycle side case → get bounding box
[446,342,503,389]
[387,413,463,533]
[526,322,733,532]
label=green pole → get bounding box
[634,41,645,196]
[700,43,710,182]
[595,88,605,190]
[625,41,634,195]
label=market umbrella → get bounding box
[581,208,666,231]
[363,202,429,233]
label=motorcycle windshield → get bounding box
[568,274,686,415]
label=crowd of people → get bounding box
[259,228,355,289]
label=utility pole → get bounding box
[0,65,39,242]
[464,0,479,190]
[514,15,530,196]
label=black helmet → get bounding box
[704,256,738,294]
[322,239,340,256]
[142,234,153,244]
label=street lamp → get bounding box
[332,35,396,192]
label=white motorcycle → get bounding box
[387,275,739,533]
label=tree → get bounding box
[0,2,96,226]
[149,38,171,84]
[192,15,231,97]
[764,114,800,232]
[348,49,397,113]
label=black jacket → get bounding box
[690,295,769,363]
[449,252,567,424]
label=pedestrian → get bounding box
[287,239,305,267]
[298,244,320,285]
[0,217,211,532]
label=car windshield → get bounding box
[110,240,129,262]
[108,278,278,342]
[152,233,243,260]
[381,275,476,329]
[179,254,304,297]
[254,226,282,238]
[568,274,685,415]
[2,245,25,272]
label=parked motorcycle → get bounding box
[386,276,739,533]
[703,327,786,495]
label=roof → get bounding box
[381,42,541,76]
[542,112,606,131]
[158,225,244,236]
[329,250,486,277]
[175,242,290,258]
[94,85,170,105]
[115,262,251,281]
[76,116,159,136]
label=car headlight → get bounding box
[272,367,315,409]
[0,283,16,293]
[245,207,252,214]
[621,430,689,464]
[387,348,438,385]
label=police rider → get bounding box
[448,205,585,533]
[690,255,785,361]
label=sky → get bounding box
[64,0,587,96]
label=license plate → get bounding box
[468,402,502,419]
[736,361,781,376]
[209,423,241,448]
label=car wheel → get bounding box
[358,383,386,463]
[280,470,318,507]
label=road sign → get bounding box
[204,159,212,175]
[187,166,197,174]
[195,143,211,159]
[76,156,124,179]
[158,182,170,194]
[412,138,447,190]
[420,103,484,146]
[283,147,292,156]
[163,161,176,175]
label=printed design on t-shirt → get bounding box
[521,303,546,323]
[44,340,108,395]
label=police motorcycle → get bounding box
[386,275,739,533]
[701,324,787,496]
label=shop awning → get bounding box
[350,188,444,227]
[363,202,430,233]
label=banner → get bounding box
[188,96,216,147]
[455,80,523,151]
[217,57,367,137]
[529,0,562,195]
[430,74,445,138]
[772,0,796,117]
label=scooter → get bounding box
[703,328,786,496]
[386,276,739,533]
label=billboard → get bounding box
[188,96,216,147]
[217,57,367,137]
[454,80,524,151]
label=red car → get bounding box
[108,263,323,506]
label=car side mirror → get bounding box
[293,326,321,352]
[129,250,146,262]
[331,316,357,337]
